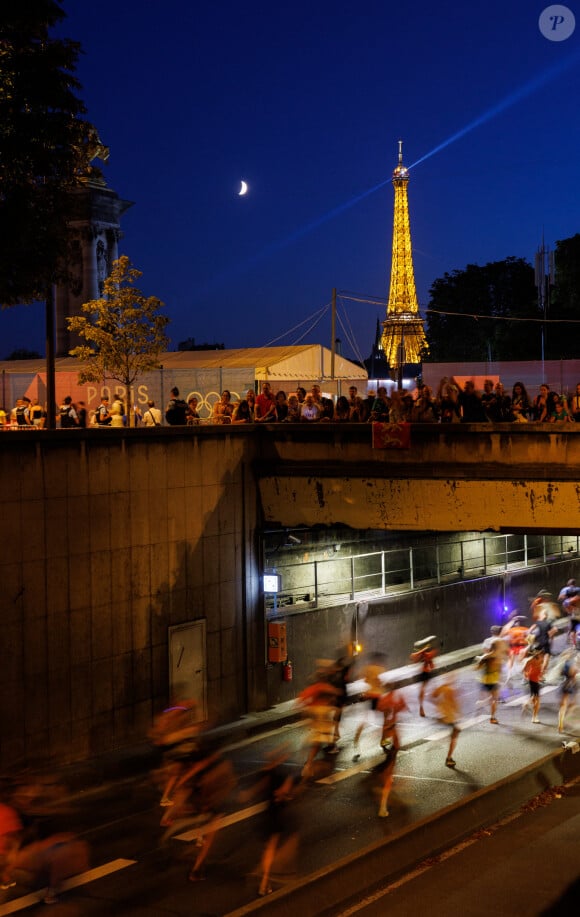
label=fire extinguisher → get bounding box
[283,659,293,682]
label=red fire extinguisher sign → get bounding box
[267,621,287,663]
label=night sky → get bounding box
[2,1,579,362]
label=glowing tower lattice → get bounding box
[381,141,428,369]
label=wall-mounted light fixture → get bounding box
[263,573,282,593]
[285,534,301,546]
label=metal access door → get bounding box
[168,620,207,722]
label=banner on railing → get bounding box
[371,422,411,449]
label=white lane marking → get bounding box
[317,754,387,784]
[334,831,484,917]
[224,719,304,752]
[423,715,487,740]
[223,684,558,754]
[504,684,558,705]
[61,858,137,889]
[393,773,466,785]
[0,859,136,915]
[420,684,560,740]
[173,802,268,841]
[185,686,565,810]
[317,756,466,786]
[319,766,465,787]
[334,771,580,917]
[0,892,46,915]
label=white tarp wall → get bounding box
[0,345,367,418]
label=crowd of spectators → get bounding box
[197,378,580,425]
[3,378,580,429]
[433,377,580,424]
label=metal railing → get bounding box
[265,533,580,611]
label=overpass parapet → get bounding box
[252,424,580,532]
[252,422,580,481]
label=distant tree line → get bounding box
[0,0,97,306]
[0,3,167,427]
[4,349,42,361]
[423,234,580,363]
[177,338,225,352]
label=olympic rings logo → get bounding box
[185,391,244,419]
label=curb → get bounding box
[216,646,481,741]
[224,745,580,917]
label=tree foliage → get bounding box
[423,242,580,363]
[5,348,42,361]
[423,257,539,362]
[0,0,96,304]
[67,256,169,424]
[549,233,580,359]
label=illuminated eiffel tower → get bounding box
[381,141,428,372]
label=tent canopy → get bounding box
[0,345,368,412]
[155,345,367,384]
[0,344,366,382]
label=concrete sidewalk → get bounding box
[54,644,481,796]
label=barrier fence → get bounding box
[265,532,579,611]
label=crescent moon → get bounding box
[239,180,248,196]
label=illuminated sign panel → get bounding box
[263,574,282,593]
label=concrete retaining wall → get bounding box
[265,562,577,704]
[1,425,577,768]
[0,429,263,768]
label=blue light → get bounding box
[409,48,580,172]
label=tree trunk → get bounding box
[45,284,56,430]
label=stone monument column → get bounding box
[55,179,133,357]
[83,227,99,302]
[108,228,120,264]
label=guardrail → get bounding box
[265,532,579,611]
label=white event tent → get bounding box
[0,345,367,417]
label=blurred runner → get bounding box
[240,745,300,897]
[558,650,578,734]
[185,748,236,882]
[375,688,407,817]
[557,579,580,615]
[500,613,529,685]
[529,589,562,623]
[148,699,200,806]
[0,778,89,905]
[410,635,438,717]
[563,593,580,648]
[298,675,341,780]
[528,609,558,677]
[476,627,508,724]
[0,798,22,890]
[326,652,354,748]
[431,676,461,768]
[522,646,543,724]
[352,656,386,761]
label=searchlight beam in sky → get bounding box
[198,48,580,297]
[409,47,580,171]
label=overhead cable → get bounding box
[292,305,331,344]
[337,297,365,363]
[338,290,580,324]
[262,302,330,346]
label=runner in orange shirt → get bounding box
[410,636,438,717]
[500,614,529,685]
[522,647,543,724]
